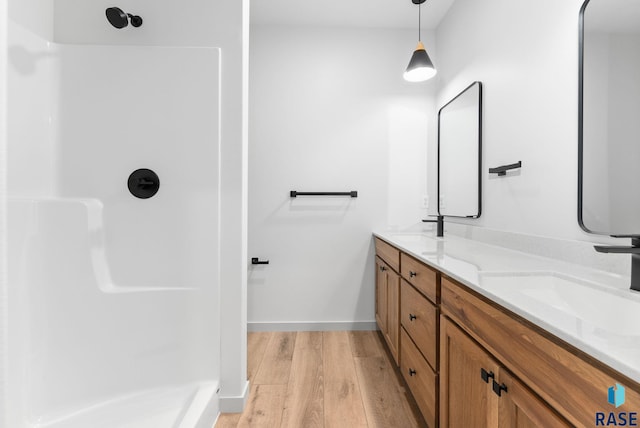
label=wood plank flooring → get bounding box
[215,330,426,428]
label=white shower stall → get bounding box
[2,0,248,426]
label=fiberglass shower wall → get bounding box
[6,0,223,426]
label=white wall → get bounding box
[0,0,8,425]
[433,0,619,243]
[55,0,220,46]
[248,25,437,328]
[7,1,55,197]
[8,0,52,40]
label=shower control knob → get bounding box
[128,168,160,199]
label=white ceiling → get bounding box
[250,0,455,30]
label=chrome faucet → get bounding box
[422,215,444,237]
[594,238,640,292]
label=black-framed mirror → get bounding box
[438,81,482,218]
[579,0,640,237]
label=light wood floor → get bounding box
[215,330,427,428]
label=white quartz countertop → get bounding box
[373,229,640,385]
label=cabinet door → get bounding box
[498,371,570,428]
[386,268,400,364]
[375,257,388,334]
[440,316,499,427]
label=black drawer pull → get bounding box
[480,368,494,383]
[492,380,508,397]
[409,271,417,277]
[379,266,387,272]
[409,314,417,321]
[409,368,417,377]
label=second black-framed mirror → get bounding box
[579,0,640,237]
[438,81,483,218]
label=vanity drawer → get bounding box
[401,279,437,370]
[441,276,640,427]
[400,253,438,303]
[375,238,400,272]
[401,327,437,427]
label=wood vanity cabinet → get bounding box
[440,316,569,427]
[375,239,401,365]
[441,276,640,427]
[375,236,640,426]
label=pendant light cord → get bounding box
[418,2,422,41]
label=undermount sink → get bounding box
[477,272,640,337]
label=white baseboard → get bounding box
[218,380,250,413]
[248,321,378,332]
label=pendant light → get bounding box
[404,0,437,82]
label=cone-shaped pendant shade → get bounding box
[403,41,437,82]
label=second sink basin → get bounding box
[477,272,640,338]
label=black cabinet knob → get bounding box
[409,271,417,277]
[492,380,508,397]
[409,314,417,321]
[409,368,417,377]
[380,266,387,272]
[480,368,494,383]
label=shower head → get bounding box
[106,7,143,29]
